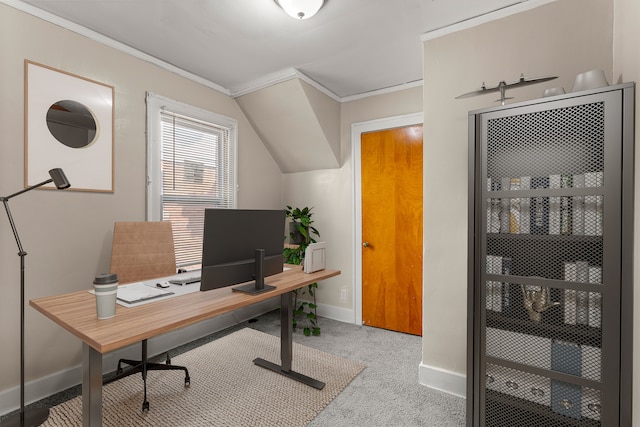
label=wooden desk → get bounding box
[30,266,340,427]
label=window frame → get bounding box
[146,92,238,264]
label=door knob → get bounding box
[363,241,370,247]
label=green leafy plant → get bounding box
[283,205,320,336]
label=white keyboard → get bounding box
[168,270,201,285]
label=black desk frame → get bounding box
[81,291,324,426]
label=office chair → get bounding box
[104,221,190,412]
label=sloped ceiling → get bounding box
[235,79,340,173]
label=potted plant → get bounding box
[283,205,320,336]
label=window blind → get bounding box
[160,110,235,267]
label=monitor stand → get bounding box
[232,249,276,295]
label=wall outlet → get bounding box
[340,288,347,301]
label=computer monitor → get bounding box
[200,208,285,294]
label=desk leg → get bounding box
[253,291,325,389]
[82,344,102,427]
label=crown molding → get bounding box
[229,67,342,101]
[421,0,558,41]
[340,79,423,103]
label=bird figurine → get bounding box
[521,285,560,322]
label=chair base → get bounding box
[103,340,190,412]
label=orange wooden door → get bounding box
[361,125,423,336]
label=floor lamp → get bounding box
[0,168,70,427]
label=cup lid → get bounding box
[94,273,118,285]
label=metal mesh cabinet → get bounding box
[467,83,634,427]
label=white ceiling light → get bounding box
[275,0,325,19]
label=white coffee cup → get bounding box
[94,273,118,319]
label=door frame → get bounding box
[351,112,424,325]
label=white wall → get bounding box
[0,2,282,407]
[421,0,615,397]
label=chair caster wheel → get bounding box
[142,401,149,412]
[185,377,191,387]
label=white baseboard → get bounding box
[0,298,278,416]
[319,305,466,400]
[418,362,467,399]
[317,304,355,324]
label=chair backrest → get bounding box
[109,221,177,284]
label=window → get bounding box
[146,93,237,267]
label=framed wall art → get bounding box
[25,60,114,192]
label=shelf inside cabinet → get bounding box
[486,389,600,427]
[486,311,601,347]
[487,233,602,243]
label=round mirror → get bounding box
[46,100,98,148]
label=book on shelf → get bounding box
[572,173,585,235]
[564,262,577,325]
[486,178,491,233]
[489,180,501,233]
[551,340,583,419]
[589,291,602,328]
[490,255,503,312]
[596,171,604,235]
[588,265,603,328]
[549,174,561,235]
[500,177,510,234]
[485,283,492,312]
[519,176,531,234]
[560,174,572,235]
[584,171,599,236]
[575,261,589,325]
[486,255,503,312]
[552,340,582,375]
[589,265,602,284]
[485,257,492,311]
[509,177,521,233]
[530,176,549,235]
[501,257,513,314]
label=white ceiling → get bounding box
[14,0,527,99]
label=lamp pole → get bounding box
[0,169,70,427]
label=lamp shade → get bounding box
[275,0,324,19]
[49,168,70,190]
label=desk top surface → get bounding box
[30,265,340,354]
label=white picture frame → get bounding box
[25,60,114,192]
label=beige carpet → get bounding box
[43,328,366,426]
